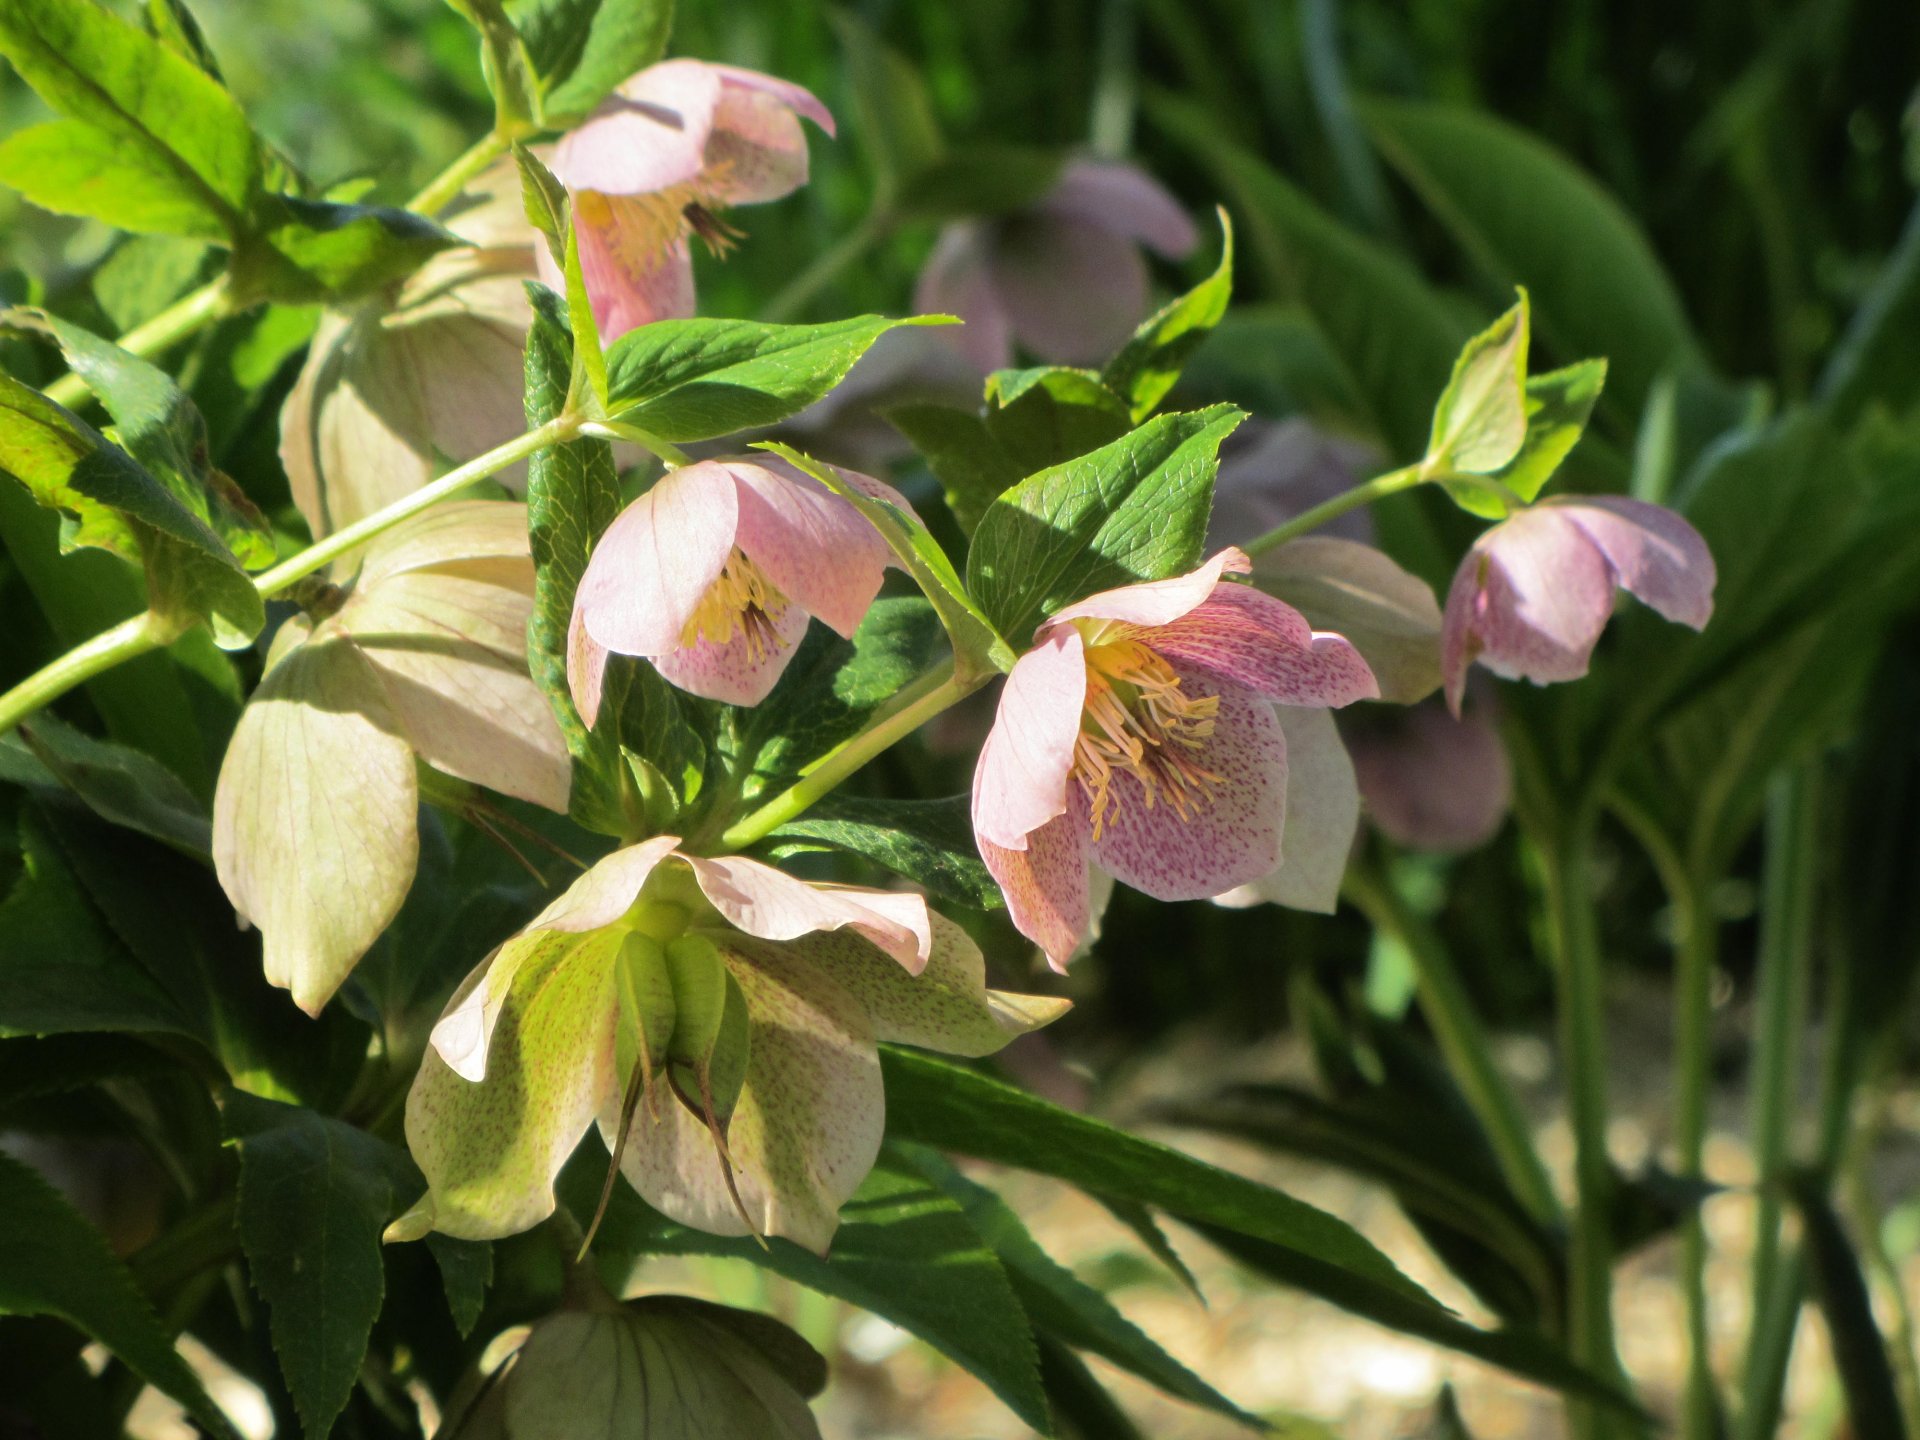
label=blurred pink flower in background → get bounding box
[1342,692,1513,854]
[569,457,908,711]
[1441,496,1716,713]
[970,549,1377,970]
[545,60,834,341]
[915,159,1198,372]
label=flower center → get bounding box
[679,548,791,660]
[1072,634,1222,840]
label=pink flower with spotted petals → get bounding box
[543,60,835,341]
[1441,496,1715,714]
[971,549,1379,970]
[569,457,907,711]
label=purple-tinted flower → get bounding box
[915,160,1198,372]
[970,549,1378,969]
[568,457,908,710]
[1342,692,1513,854]
[544,61,834,341]
[1441,496,1715,713]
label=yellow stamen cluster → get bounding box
[1072,633,1222,840]
[680,549,790,660]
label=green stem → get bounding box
[405,131,513,218]
[42,278,234,411]
[579,418,693,468]
[1242,464,1424,556]
[1538,812,1633,1440]
[1672,870,1721,1440]
[759,209,894,324]
[252,416,573,596]
[0,611,170,739]
[718,662,971,851]
[1343,859,1562,1228]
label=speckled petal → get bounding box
[914,223,1013,372]
[554,60,723,195]
[1039,159,1198,257]
[729,461,893,639]
[978,805,1094,973]
[612,943,881,1253]
[701,72,830,206]
[647,592,811,705]
[577,462,740,657]
[970,629,1088,850]
[406,928,621,1239]
[1550,496,1716,630]
[563,196,697,343]
[1046,549,1249,631]
[1215,706,1358,913]
[772,912,1069,1057]
[1090,673,1286,902]
[683,855,931,972]
[1145,583,1380,707]
[1440,509,1615,712]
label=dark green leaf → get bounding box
[770,794,999,910]
[966,405,1243,641]
[0,0,258,241]
[425,1235,493,1339]
[880,1049,1436,1308]
[1103,212,1235,422]
[0,1148,235,1437]
[604,314,949,442]
[512,0,675,125]
[1789,1173,1909,1440]
[1820,200,1920,423]
[886,402,1024,536]
[231,194,459,305]
[982,366,1132,474]
[1092,1195,1205,1300]
[226,1093,414,1440]
[1037,1337,1147,1440]
[11,710,209,853]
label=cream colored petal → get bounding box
[355,499,535,587]
[1254,537,1443,704]
[212,633,417,1016]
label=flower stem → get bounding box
[0,612,170,739]
[759,209,894,324]
[0,417,574,740]
[579,419,693,468]
[1343,859,1562,1228]
[42,278,235,411]
[1240,464,1423,556]
[717,662,972,851]
[407,132,512,218]
[1672,872,1721,1440]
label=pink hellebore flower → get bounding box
[1441,496,1716,713]
[544,60,834,341]
[568,457,909,711]
[971,549,1379,970]
[1342,694,1513,854]
[915,159,1198,372]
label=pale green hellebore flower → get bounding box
[212,501,570,1016]
[439,1295,826,1440]
[397,838,1068,1253]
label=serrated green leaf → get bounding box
[604,314,950,442]
[513,140,569,264]
[1427,292,1530,485]
[758,441,1009,679]
[562,1151,1054,1434]
[231,194,459,305]
[0,118,227,237]
[140,0,220,76]
[226,1094,412,1440]
[769,794,1000,910]
[0,1149,236,1438]
[12,710,209,853]
[512,0,674,125]
[1103,211,1235,422]
[982,365,1132,475]
[0,0,258,241]
[966,405,1244,641]
[886,402,1023,536]
[1494,359,1608,505]
[424,1234,493,1339]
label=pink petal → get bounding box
[1089,672,1287,902]
[567,603,609,727]
[978,807,1094,973]
[728,460,892,638]
[555,60,723,195]
[533,835,685,935]
[576,462,740,658]
[1040,159,1199,258]
[1145,583,1379,706]
[1345,696,1511,854]
[990,215,1150,367]
[1549,497,1716,631]
[1441,509,1615,713]
[1046,548,1250,632]
[701,82,816,206]
[568,197,697,344]
[710,65,836,137]
[970,629,1088,851]
[914,223,1013,373]
[682,855,931,973]
[647,593,809,705]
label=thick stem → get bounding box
[717,663,971,851]
[42,278,234,411]
[1539,813,1633,1440]
[0,612,170,740]
[758,210,893,325]
[1343,860,1562,1228]
[1672,873,1722,1440]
